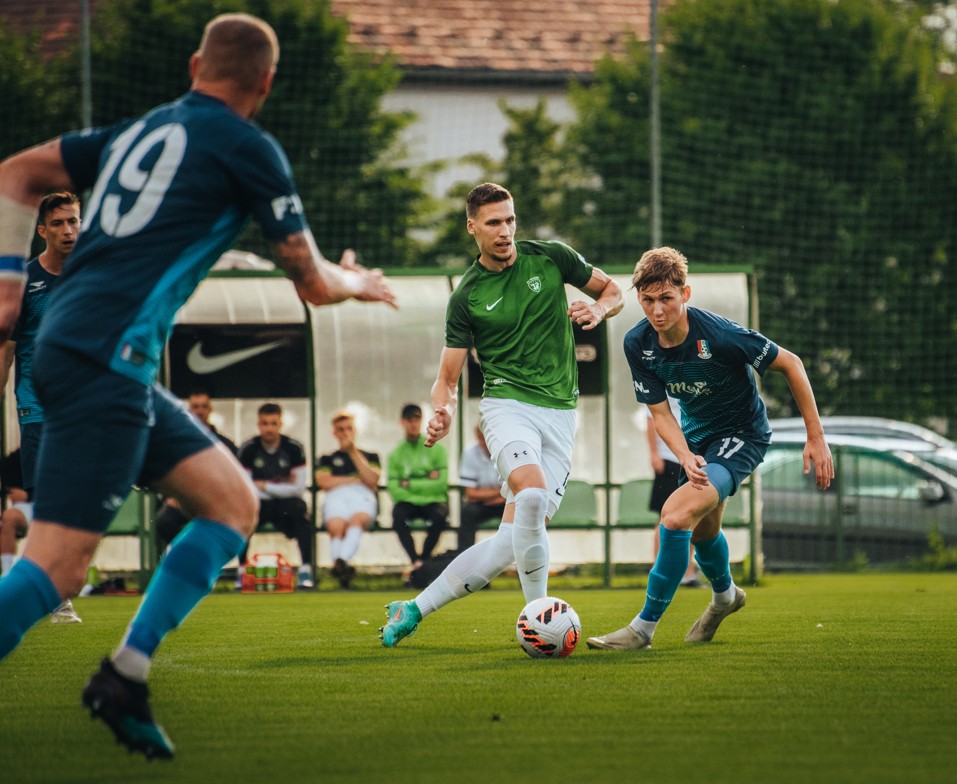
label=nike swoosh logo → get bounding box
[486,297,504,311]
[524,565,546,575]
[186,340,287,374]
[464,584,473,593]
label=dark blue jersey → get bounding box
[624,307,779,446]
[10,258,60,424]
[43,91,307,385]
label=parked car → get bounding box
[770,415,957,451]
[760,432,957,567]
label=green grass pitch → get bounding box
[2,573,955,784]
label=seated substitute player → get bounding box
[587,246,833,651]
[379,182,623,647]
[0,12,396,760]
[237,402,315,589]
[386,403,449,570]
[155,389,238,551]
[315,410,380,589]
[456,425,506,551]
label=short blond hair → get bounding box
[632,246,689,291]
[195,13,279,92]
[331,410,355,426]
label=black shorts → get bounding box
[649,459,681,513]
[32,345,217,533]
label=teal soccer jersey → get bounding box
[445,240,593,409]
[624,307,779,446]
[10,258,59,424]
[44,91,308,386]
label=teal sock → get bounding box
[694,531,732,593]
[0,559,62,659]
[639,526,693,622]
[125,519,245,657]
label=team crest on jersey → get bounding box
[697,340,712,359]
[527,276,541,293]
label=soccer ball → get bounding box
[516,596,581,658]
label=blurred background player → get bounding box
[0,12,396,760]
[380,182,622,647]
[386,403,449,572]
[0,191,83,623]
[456,425,505,551]
[315,410,380,588]
[237,402,315,589]
[587,246,832,651]
[155,389,238,551]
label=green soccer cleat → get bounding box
[82,658,175,760]
[379,600,422,647]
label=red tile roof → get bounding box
[1,0,654,75]
[330,0,653,76]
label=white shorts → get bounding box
[321,483,378,524]
[478,397,576,518]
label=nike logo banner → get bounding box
[168,324,309,398]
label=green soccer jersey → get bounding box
[445,239,593,409]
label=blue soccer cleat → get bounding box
[82,658,175,760]
[379,600,422,647]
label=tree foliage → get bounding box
[510,0,957,425]
[6,0,429,266]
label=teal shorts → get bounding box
[32,344,217,533]
[679,435,768,503]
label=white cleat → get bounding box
[50,599,82,624]
[685,586,746,642]
[585,625,651,651]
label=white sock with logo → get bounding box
[415,524,514,617]
[512,487,550,603]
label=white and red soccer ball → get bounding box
[516,596,581,658]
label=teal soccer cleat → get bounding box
[379,600,422,647]
[82,658,175,760]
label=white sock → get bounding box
[299,563,312,575]
[415,524,515,618]
[341,526,363,561]
[1,553,17,575]
[629,617,658,640]
[329,536,343,562]
[713,583,737,606]
[112,643,151,683]
[511,487,550,603]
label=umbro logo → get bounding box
[28,281,45,292]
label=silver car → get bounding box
[760,431,957,567]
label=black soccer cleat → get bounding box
[81,658,175,760]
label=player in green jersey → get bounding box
[380,182,623,647]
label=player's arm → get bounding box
[648,399,709,489]
[0,340,16,394]
[0,139,73,342]
[568,268,623,331]
[271,231,397,309]
[264,464,308,498]
[348,449,381,491]
[768,348,834,491]
[645,408,665,475]
[426,347,468,447]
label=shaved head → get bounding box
[195,13,279,93]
